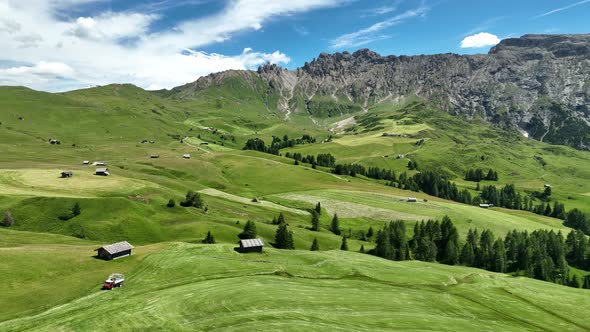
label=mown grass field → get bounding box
[1,239,589,332]
[1,82,590,330]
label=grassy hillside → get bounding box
[1,80,590,330]
[1,238,589,331]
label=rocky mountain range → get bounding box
[168,34,590,150]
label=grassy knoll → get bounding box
[1,79,590,331]
[1,242,589,331]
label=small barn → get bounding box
[95,168,110,176]
[95,241,134,260]
[479,204,491,208]
[182,154,191,159]
[239,238,264,253]
[49,139,61,145]
[407,197,417,202]
[83,160,90,165]
[150,154,160,159]
[92,161,107,166]
[61,171,73,178]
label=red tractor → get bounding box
[102,273,125,290]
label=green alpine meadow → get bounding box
[1,1,590,330]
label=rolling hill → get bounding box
[2,35,590,331]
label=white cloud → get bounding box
[460,32,501,48]
[68,12,159,41]
[0,61,75,87]
[331,6,429,49]
[0,0,342,92]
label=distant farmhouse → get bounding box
[407,197,417,202]
[95,168,110,176]
[150,154,160,159]
[82,160,90,165]
[479,204,493,208]
[95,241,134,260]
[182,154,191,159]
[60,171,73,178]
[92,161,107,166]
[48,139,61,145]
[239,238,264,253]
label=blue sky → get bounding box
[0,0,588,91]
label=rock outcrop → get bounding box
[170,34,590,149]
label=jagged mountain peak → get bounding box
[167,34,590,149]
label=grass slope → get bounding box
[1,240,589,331]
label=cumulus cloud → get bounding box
[331,6,429,49]
[0,0,341,91]
[0,61,75,87]
[460,32,501,48]
[68,12,158,41]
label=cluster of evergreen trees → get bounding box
[479,184,568,220]
[371,216,590,289]
[464,168,498,182]
[564,209,590,235]
[333,163,396,181]
[285,152,336,168]
[243,135,315,155]
[180,191,204,208]
[392,171,472,204]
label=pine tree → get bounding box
[330,214,341,235]
[2,210,14,227]
[366,226,374,238]
[359,244,365,253]
[238,220,257,239]
[315,202,322,214]
[460,243,475,266]
[310,211,320,231]
[72,202,81,216]
[166,199,176,208]
[310,238,319,251]
[544,204,552,216]
[274,221,294,249]
[492,238,507,273]
[277,212,286,225]
[375,230,393,260]
[202,231,215,244]
[340,236,348,251]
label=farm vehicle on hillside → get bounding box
[102,273,125,290]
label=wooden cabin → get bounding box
[407,197,417,202]
[95,168,110,176]
[95,241,134,260]
[239,238,264,253]
[182,154,191,159]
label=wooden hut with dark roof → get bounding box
[239,238,264,253]
[95,241,134,260]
